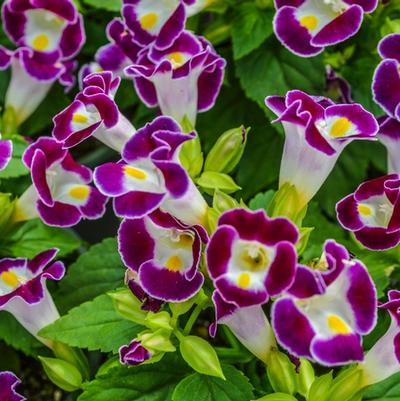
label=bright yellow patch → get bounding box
[330,117,352,138]
[140,13,158,30]
[124,166,147,180]
[1,271,20,288]
[166,255,183,272]
[357,203,374,217]
[238,273,251,289]
[69,185,90,201]
[299,15,318,31]
[72,113,89,125]
[168,52,185,68]
[327,314,351,334]
[32,34,50,51]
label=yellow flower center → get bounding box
[238,272,251,289]
[330,117,352,138]
[69,185,90,201]
[72,113,89,125]
[1,271,20,288]
[357,203,374,217]
[140,13,158,30]
[327,314,351,334]
[165,255,184,272]
[300,15,318,31]
[241,247,269,272]
[32,34,50,51]
[124,166,147,180]
[168,52,185,68]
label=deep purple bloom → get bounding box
[0,249,65,347]
[125,31,226,126]
[273,0,378,57]
[94,116,208,226]
[0,138,12,171]
[122,0,194,50]
[207,208,299,308]
[118,209,207,302]
[272,240,377,366]
[266,90,378,210]
[361,290,400,385]
[0,372,25,401]
[336,174,400,250]
[14,137,107,227]
[53,71,136,151]
[119,339,151,366]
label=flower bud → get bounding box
[266,350,297,395]
[213,190,240,214]
[197,171,241,196]
[108,288,147,325]
[139,329,176,353]
[39,356,82,392]
[296,359,315,397]
[145,311,174,332]
[179,335,225,379]
[205,126,248,174]
[327,368,364,401]
[296,227,314,256]
[170,290,208,317]
[0,193,16,231]
[2,106,18,137]
[307,371,333,401]
[253,393,298,401]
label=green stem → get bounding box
[183,301,207,335]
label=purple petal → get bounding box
[119,340,151,366]
[0,140,12,170]
[152,160,189,198]
[37,200,82,227]
[113,191,165,219]
[288,265,324,298]
[378,33,400,61]
[336,194,366,231]
[31,149,53,206]
[94,162,126,196]
[355,227,400,251]
[0,372,25,401]
[79,187,108,219]
[23,137,66,168]
[59,14,85,59]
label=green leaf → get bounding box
[236,38,325,111]
[82,0,121,12]
[79,355,190,401]
[54,238,125,313]
[39,294,143,353]
[0,136,29,179]
[249,190,275,211]
[232,2,274,59]
[363,372,400,400]
[0,219,82,258]
[172,365,254,401]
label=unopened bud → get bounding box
[307,371,333,401]
[328,367,364,401]
[197,171,241,196]
[139,329,176,353]
[145,311,173,332]
[0,193,16,231]
[52,342,90,380]
[266,350,297,395]
[253,393,298,401]
[296,359,315,397]
[213,190,240,214]
[108,288,147,325]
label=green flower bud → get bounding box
[52,342,90,380]
[253,393,298,401]
[139,329,176,353]
[2,106,18,137]
[108,288,147,325]
[266,350,297,395]
[179,335,225,379]
[0,193,16,232]
[207,207,220,233]
[296,227,314,256]
[307,371,333,401]
[145,311,174,332]
[213,190,240,214]
[197,171,241,196]
[205,126,248,174]
[39,356,82,392]
[296,359,315,397]
[327,367,364,401]
[170,290,208,317]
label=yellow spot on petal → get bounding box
[1,271,20,288]
[330,117,352,138]
[72,113,89,125]
[300,15,318,31]
[166,255,183,272]
[32,34,50,51]
[168,52,185,69]
[140,12,158,30]
[238,273,251,289]
[357,203,374,217]
[327,314,351,334]
[69,185,90,201]
[124,166,147,180]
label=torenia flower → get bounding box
[119,339,152,366]
[266,90,378,210]
[0,372,25,401]
[207,208,298,308]
[94,116,208,226]
[210,291,276,363]
[336,174,400,250]
[272,240,377,366]
[14,137,107,227]
[122,0,194,50]
[0,136,12,171]
[273,0,378,57]
[53,71,136,151]
[360,290,400,385]
[118,209,207,302]
[186,0,215,17]
[125,31,226,126]
[0,249,65,347]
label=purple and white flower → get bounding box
[0,372,25,401]
[118,209,207,302]
[207,208,298,308]
[185,0,214,16]
[336,174,400,251]
[210,291,276,363]
[266,90,378,210]
[53,71,136,151]
[273,0,378,57]
[94,116,208,226]
[361,290,400,385]
[122,0,194,50]
[272,240,377,366]
[125,31,226,126]
[0,249,65,347]
[119,339,152,366]
[0,136,12,171]
[14,137,107,227]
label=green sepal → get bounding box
[253,393,298,401]
[307,371,333,401]
[108,288,147,325]
[266,349,297,395]
[296,359,315,398]
[197,171,241,195]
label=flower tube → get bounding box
[0,136,12,171]
[0,372,25,401]
[336,174,400,250]
[266,90,378,211]
[272,240,377,366]
[273,0,378,57]
[14,137,107,227]
[0,249,65,348]
[125,31,225,126]
[94,116,208,226]
[53,71,136,151]
[207,208,298,308]
[118,209,207,302]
